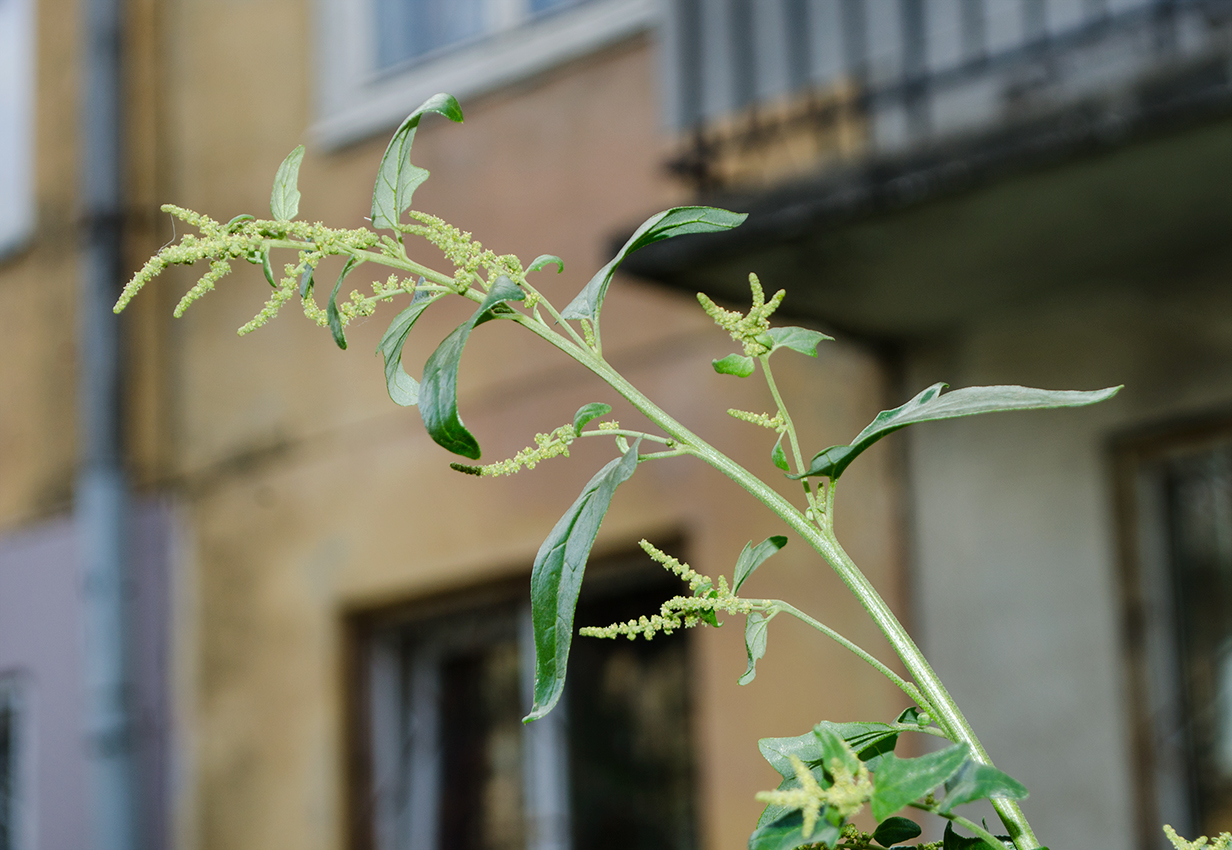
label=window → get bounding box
[314,0,657,148]
[350,553,697,850]
[0,674,26,850]
[0,0,35,256]
[1117,423,1232,843]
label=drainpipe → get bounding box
[77,0,141,842]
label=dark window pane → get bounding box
[1165,445,1232,834]
[569,580,697,850]
[437,641,525,850]
[0,683,16,850]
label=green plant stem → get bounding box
[270,249,1039,849]
[759,355,820,513]
[507,312,1040,850]
[759,600,930,710]
[908,802,1010,850]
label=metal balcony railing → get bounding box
[662,0,1232,189]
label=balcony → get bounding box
[635,0,1232,340]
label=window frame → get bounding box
[0,672,29,850]
[313,0,658,150]
[0,0,35,258]
[344,550,699,850]
[1113,412,1232,847]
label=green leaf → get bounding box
[370,93,464,231]
[419,276,524,458]
[813,720,901,771]
[771,436,789,471]
[561,206,747,324]
[525,439,641,722]
[270,144,305,221]
[376,288,437,406]
[791,383,1122,481]
[871,744,969,822]
[942,822,1010,850]
[897,706,930,726]
[748,810,840,850]
[527,254,563,274]
[733,535,787,593]
[758,732,827,781]
[738,611,770,685]
[299,264,314,298]
[713,353,755,377]
[572,402,612,436]
[873,816,923,847]
[812,725,862,777]
[939,760,1028,814]
[767,326,832,357]
[327,256,358,350]
[261,247,277,288]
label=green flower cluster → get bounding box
[697,272,786,357]
[579,539,753,641]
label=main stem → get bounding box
[513,315,1040,850]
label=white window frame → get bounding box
[313,0,659,150]
[0,0,35,257]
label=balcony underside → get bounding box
[627,96,1232,343]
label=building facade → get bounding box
[0,1,1229,849]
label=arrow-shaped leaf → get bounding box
[525,439,641,722]
[733,535,787,593]
[371,93,463,231]
[871,744,969,822]
[270,144,305,221]
[938,760,1028,814]
[561,206,746,324]
[792,383,1121,481]
[376,287,437,406]
[419,277,524,458]
[767,326,832,357]
[748,810,841,850]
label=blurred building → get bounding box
[0,1,1229,850]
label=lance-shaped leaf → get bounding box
[739,611,770,685]
[713,353,755,377]
[525,439,641,722]
[767,326,832,357]
[733,535,787,593]
[419,277,524,458]
[561,206,746,324]
[938,760,1028,814]
[376,288,437,406]
[771,435,790,471]
[791,383,1122,481]
[572,402,611,435]
[527,254,563,274]
[371,93,463,231]
[261,247,277,288]
[327,256,359,350]
[871,744,969,822]
[270,144,305,221]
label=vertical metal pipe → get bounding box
[77,0,140,841]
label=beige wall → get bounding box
[3,0,906,846]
